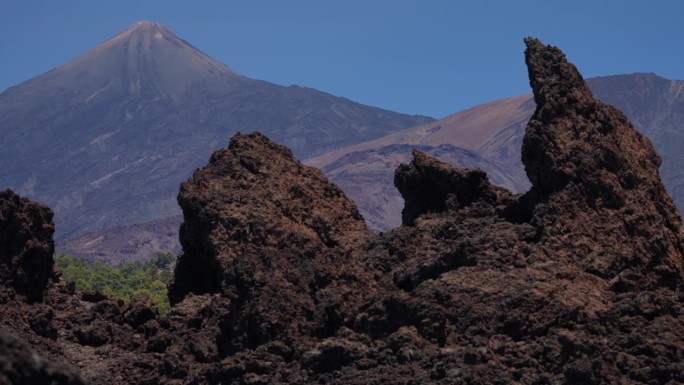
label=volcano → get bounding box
[0,21,433,258]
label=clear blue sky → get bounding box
[2,0,683,118]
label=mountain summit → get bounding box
[6,21,241,105]
[0,22,433,254]
[69,20,242,97]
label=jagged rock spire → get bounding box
[521,37,684,286]
[524,37,594,115]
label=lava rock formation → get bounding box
[1,38,683,384]
[0,188,55,303]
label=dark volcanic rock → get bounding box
[522,37,684,285]
[170,132,372,303]
[395,149,515,225]
[351,37,684,384]
[309,143,523,232]
[0,189,55,302]
[169,132,380,363]
[0,329,87,385]
[2,38,684,385]
[311,72,684,235]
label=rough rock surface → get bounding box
[395,149,515,226]
[309,72,684,235]
[1,38,683,385]
[165,132,381,370]
[169,132,373,302]
[357,37,684,383]
[521,37,684,287]
[0,188,55,302]
[0,330,87,385]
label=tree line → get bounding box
[54,252,176,312]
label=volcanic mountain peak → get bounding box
[0,21,433,252]
[125,20,169,32]
[7,20,241,105]
[113,20,171,37]
[75,20,240,98]
[98,20,188,57]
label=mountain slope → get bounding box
[308,73,684,231]
[3,38,684,384]
[0,21,433,252]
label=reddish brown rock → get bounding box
[0,329,87,385]
[522,37,684,287]
[348,37,684,384]
[0,188,55,302]
[170,132,372,304]
[395,149,516,225]
[169,132,381,362]
[1,38,684,385]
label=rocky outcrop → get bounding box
[169,132,380,362]
[345,37,684,384]
[156,34,684,383]
[0,191,87,384]
[0,189,55,302]
[170,132,372,303]
[395,149,516,225]
[310,72,684,235]
[1,38,683,385]
[522,37,684,287]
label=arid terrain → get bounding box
[308,73,684,232]
[0,21,432,262]
[1,38,683,384]
[56,71,684,262]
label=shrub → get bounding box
[54,252,176,313]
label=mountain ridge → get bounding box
[0,21,433,254]
[58,72,684,259]
[307,72,684,231]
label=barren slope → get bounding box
[0,21,433,262]
[308,74,684,231]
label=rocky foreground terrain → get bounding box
[1,38,684,384]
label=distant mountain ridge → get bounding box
[307,73,684,231]
[0,21,433,261]
[62,72,684,260]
